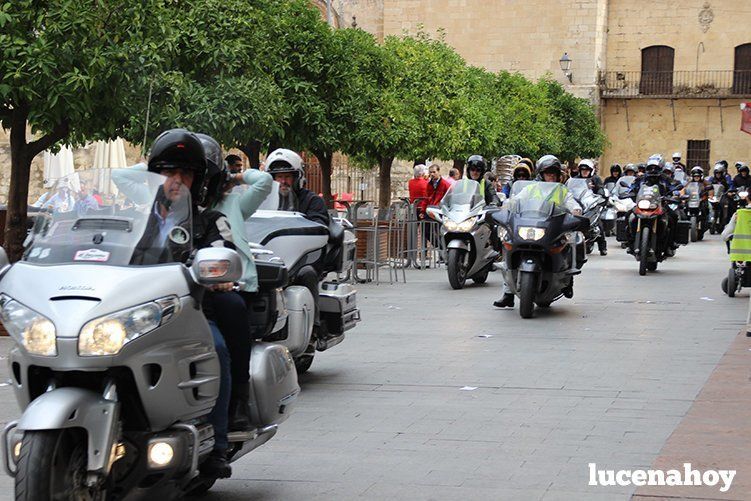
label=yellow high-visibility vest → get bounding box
[730,209,751,261]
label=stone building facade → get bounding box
[343,0,751,172]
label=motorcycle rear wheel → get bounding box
[447,248,468,290]
[639,227,651,276]
[15,429,107,501]
[519,271,537,319]
[294,341,316,374]
[690,217,698,242]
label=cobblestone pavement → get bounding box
[0,235,745,500]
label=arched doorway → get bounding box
[640,45,674,95]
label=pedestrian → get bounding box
[225,154,244,174]
[408,164,429,216]
[422,164,451,215]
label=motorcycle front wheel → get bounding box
[727,268,737,298]
[639,227,651,276]
[15,429,107,501]
[519,271,537,319]
[690,217,698,242]
[447,248,468,290]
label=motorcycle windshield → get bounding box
[616,176,636,196]
[686,182,702,201]
[636,184,661,205]
[508,182,569,218]
[713,184,725,199]
[674,171,687,185]
[24,169,193,266]
[565,178,590,200]
[440,179,484,220]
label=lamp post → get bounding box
[559,52,573,83]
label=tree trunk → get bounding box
[239,140,262,169]
[378,156,394,209]
[314,150,334,209]
[6,121,32,262]
[453,159,465,177]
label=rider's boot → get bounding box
[229,383,252,432]
[493,294,515,308]
[200,449,232,479]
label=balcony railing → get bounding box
[599,70,751,98]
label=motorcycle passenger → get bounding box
[637,163,646,178]
[625,154,679,256]
[145,129,236,478]
[623,164,637,177]
[493,155,579,308]
[578,159,607,255]
[501,163,532,198]
[201,134,274,437]
[267,149,329,226]
[466,155,500,205]
[604,164,622,184]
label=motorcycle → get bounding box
[708,183,726,234]
[426,179,499,290]
[491,181,588,318]
[722,261,751,297]
[684,181,708,242]
[566,178,606,255]
[244,202,360,375]
[602,181,617,236]
[0,169,299,499]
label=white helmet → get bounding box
[267,148,305,190]
[672,152,681,160]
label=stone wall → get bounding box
[601,98,749,169]
[607,0,747,72]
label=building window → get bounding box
[686,140,711,170]
[640,46,674,95]
[733,44,751,94]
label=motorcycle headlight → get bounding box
[517,226,545,241]
[457,217,477,232]
[443,220,458,231]
[637,199,654,210]
[0,295,57,356]
[78,296,180,356]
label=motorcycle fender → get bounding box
[518,259,541,273]
[447,239,470,252]
[16,387,119,474]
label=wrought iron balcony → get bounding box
[599,70,751,98]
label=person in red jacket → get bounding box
[420,164,451,217]
[408,165,429,216]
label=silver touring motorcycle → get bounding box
[0,169,299,499]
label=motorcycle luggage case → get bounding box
[616,217,629,242]
[249,342,300,427]
[320,282,360,333]
[675,220,691,245]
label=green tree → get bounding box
[0,0,170,260]
[539,79,607,167]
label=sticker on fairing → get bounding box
[74,249,111,262]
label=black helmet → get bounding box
[536,155,563,181]
[610,163,622,175]
[739,164,750,175]
[195,133,229,207]
[690,166,704,177]
[645,154,664,178]
[148,129,208,204]
[637,163,646,172]
[466,155,488,179]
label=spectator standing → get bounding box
[225,154,244,174]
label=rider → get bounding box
[603,164,622,185]
[625,154,680,256]
[267,148,329,226]
[578,159,608,256]
[200,134,273,437]
[493,155,580,309]
[145,129,236,478]
[733,163,751,191]
[466,155,500,205]
[636,163,646,178]
[671,152,686,171]
[623,164,637,177]
[501,163,532,197]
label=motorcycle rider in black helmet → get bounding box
[466,155,500,205]
[604,164,622,184]
[578,159,608,255]
[146,129,236,478]
[266,148,329,226]
[493,155,580,308]
[625,154,680,256]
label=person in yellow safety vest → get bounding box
[723,208,751,258]
[466,155,500,206]
[494,155,581,309]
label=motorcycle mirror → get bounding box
[0,246,9,275]
[191,247,243,285]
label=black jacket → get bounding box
[294,188,330,226]
[733,174,751,190]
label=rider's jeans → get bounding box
[208,320,231,452]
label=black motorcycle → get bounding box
[491,181,589,318]
[684,181,708,242]
[708,183,726,234]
